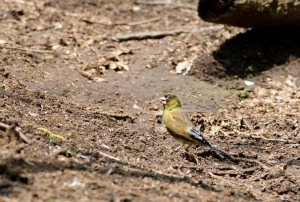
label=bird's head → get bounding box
[159,93,181,110]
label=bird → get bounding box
[159,93,229,157]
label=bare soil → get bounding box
[0,1,299,202]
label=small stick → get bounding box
[249,134,287,143]
[98,151,121,162]
[115,16,161,26]
[128,16,161,26]
[113,30,192,41]
[113,25,224,41]
[0,122,32,144]
[212,166,260,176]
[136,0,196,10]
[242,118,253,129]
[0,45,52,54]
[212,83,219,89]
[211,98,222,109]
[84,17,160,26]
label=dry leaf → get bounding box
[175,55,196,75]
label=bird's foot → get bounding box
[185,145,191,152]
[184,151,199,164]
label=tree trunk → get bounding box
[198,0,300,28]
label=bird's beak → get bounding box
[159,96,167,104]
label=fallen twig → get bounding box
[212,98,222,109]
[212,166,260,176]
[83,16,161,26]
[136,0,196,10]
[98,151,122,162]
[115,16,161,26]
[0,45,52,54]
[15,127,33,144]
[129,16,161,26]
[113,25,224,41]
[0,122,32,144]
[241,118,253,129]
[249,134,287,143]
[113,30,192,41]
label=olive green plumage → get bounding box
[160,93,227,156]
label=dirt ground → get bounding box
[0,0,299,201]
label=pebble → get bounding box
[149,104,159,111]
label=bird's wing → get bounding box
[166,109,211,146]
[166,108,194,131]
[187,127,211,147]
[164,109,194,142]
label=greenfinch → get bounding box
[159,93,227,156]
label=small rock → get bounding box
[149,104,158,111]
[244,80,254,86]
[155,110,163,117]
[132,6,140,11]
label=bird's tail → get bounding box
[210,146,232,159]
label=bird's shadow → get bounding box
[194,28,300,80]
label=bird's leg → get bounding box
[183,145,198,164]
[185,145,191,152]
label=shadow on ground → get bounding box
[194,28,300,80]
[1,156,220,192]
